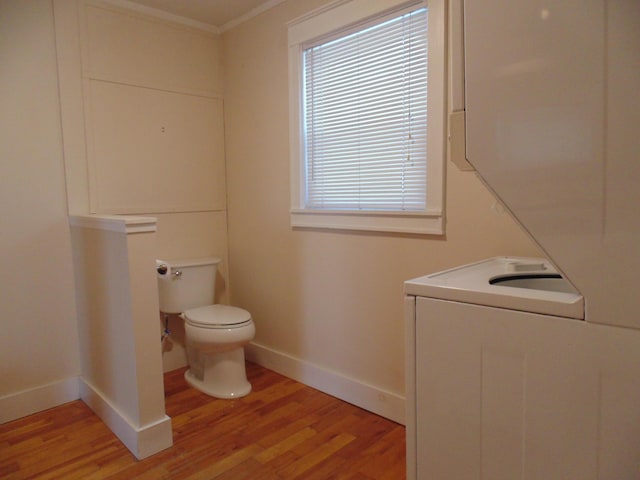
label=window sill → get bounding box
[290,209,444,235]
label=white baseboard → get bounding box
[0,377,80,424]
[79,379,173,459]
[245,342,405,425]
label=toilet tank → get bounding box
[156,257,221,314]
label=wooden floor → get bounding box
[0,363,405,479]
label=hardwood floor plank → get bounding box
[298,454,350,480]
[214,457,275,480]
[184,444,263,480]
[243,378,307,408]
[83,454,137,480]
[277,432,356,479]
[341,425,406,479]
[0,363,405,479]
[256,416,321,449]
[254,426,317,464]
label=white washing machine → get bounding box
[405,257,640,480]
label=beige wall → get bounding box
[56,0,230,278]
[55,0,232,371]
[1,0,541,425]
[0,0,80,418]
[222,0,542,404]
[70,216,172,458]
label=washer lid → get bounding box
[404,257,584,320]
[183,304,252,327]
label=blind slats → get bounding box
[303,7,428,212]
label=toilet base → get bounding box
[184,347,252,399]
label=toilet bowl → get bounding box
[182,304,255,398]
[156,258,255,399]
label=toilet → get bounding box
[156,257,255,399]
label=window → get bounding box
[288,0,445,234]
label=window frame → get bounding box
[288,0,446,235]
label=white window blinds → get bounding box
[302,7,428,212]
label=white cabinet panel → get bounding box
[83,2,222,97]
[481,347,526,479]
[88,81,226,214]
[412,297,640,479]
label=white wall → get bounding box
[0,0,80,422]
[222,0,543,422]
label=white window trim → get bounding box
[288,0,446,235]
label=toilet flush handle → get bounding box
[173,270,182,279]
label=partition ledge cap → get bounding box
[69,214,157,234]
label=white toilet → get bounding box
[156,257,255,399]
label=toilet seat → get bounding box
[183,304,252,329]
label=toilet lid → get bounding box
[183,304,252,328]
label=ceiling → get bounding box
[125,0,278,30]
